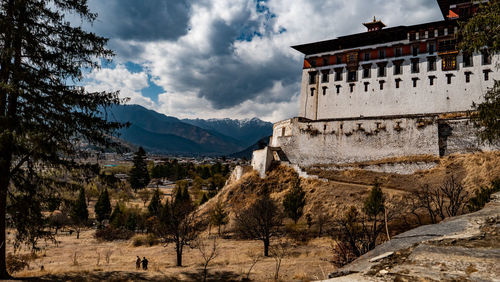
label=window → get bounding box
[442,55,457,71]
[438,28,444,36]
[428,56,436,71]
[364,82,369,92]
[309,72,317,84]
[347,70,357,82]
[379,49,386,59]
[419,30,426,39]
[429,75,436,85]
[395,78,402,88]
[310,88,315,96]
[409,33,416,41]
[465,72,471,83]
[484,69,491,81]
[438,39,457,52]
[322,86,328,95]
[349,83,354,93]
[379,80,385,90]
[336,55,342,64]
[377,62,387,77]
[321,70,329,83]
[412,45,419,56]
[364,52,370,61]
[482,49,491,65]
[393,62,402,75]
[428,29,435,38]
[395,47,402,57]
[428,42,435,54]
[334,68,343,81]
[323,57,329,66]
[362,64,371,78]
[310,59,317,68]
[336,85,341,94]
[446,74,453,84]
[463,52,473,67]
[412,77,418,87]
[411,58,419,73]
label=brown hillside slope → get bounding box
[198,152,500,226]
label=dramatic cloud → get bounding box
[88,0,191,41]
[84,0,442,122]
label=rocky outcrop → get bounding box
[326,192,500,281]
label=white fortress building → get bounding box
[252,0,499,177]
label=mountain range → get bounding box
[107,104,273,156]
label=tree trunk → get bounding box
[176,242,182,266]
[0,131,14,279]
[0,181,11,279]
[263,238,269,257]
[218,224,221,236]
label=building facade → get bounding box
[252,0,499,176]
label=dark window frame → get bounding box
[427,56,436,71]
[321,70,330,83]
[308,71,317,84]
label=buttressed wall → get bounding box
[270,116,496,167]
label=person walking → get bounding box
[136,256,141,270]
[142,256,148,270]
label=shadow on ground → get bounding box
[16,269,241,281]
[19,271,178,282]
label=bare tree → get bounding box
[195,235,218,282]
[413,184,438,224]
[155,187,200,266]
[244,249,263,281]
[412,176,469,224]
[270,239,292,281]
[438,175,468,218]
[234,192,283,257]
[138,189,152,207]
[316,213,330,237]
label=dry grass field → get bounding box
[8,228,335,281]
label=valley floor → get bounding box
[9,228,335,281]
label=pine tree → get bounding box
[95,189,112,225]
[210,200,229,236]
[0,0,123,277]
[110,202,122,227]
[282,177,306,224]
[363,183,386,250]
[129,147,150,192]
[70,188,89,239]
[148,189,162,217]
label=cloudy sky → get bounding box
[83,0,443,122]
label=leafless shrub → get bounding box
[244,249,263,281]
[270,239,292,281]
[95,250,101,266]
[195,235,218,282]
[316,213,330,237]
[6,253,33,273]
[410,176,469,224]
[104,249,113,264]
[71,251,79,266]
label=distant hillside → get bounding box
[108,104,243,155]
[230,136,270,159]
[106,104,273,156]
[182,117,273,147]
